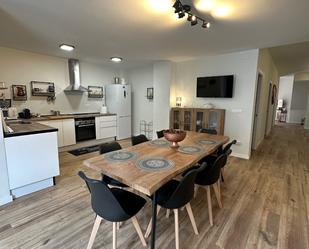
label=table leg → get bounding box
[150,192,157,249]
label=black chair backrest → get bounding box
[199,128,218,135]
[164,163,207,209]
[78,171,129,221]
[222,140,237,156]
[99,141,122,154]
[195,154,227,186]
[156,130,165,139]
[131,134,149,146]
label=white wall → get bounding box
[0,112,12,206]
[290,81,309,123]
[173,50,259,159]
[0,47,122,114]
[153,61,173,138]
[127,65,154,135]
[255,49,279,147]
[278,75,294,122]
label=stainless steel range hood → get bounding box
[64,59,87,94]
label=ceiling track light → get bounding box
[172,0,211,30]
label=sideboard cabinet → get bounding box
[170,107,225,135]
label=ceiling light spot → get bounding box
[148,0,174,13]
[110,57,123,63]
[59,44,75,51]
[212,4,233,18]
[195,0,214,12]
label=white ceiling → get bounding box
[1,0,309,68]
[269,41,309,76]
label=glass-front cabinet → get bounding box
[170,108,225,135]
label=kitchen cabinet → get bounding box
[170,108,194,131]
[95,115,117,140]
[62,119,76,146]
[37,119,75,147]
[170,108,225,135]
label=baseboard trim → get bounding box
[231,152,250,160]
[0,195,13,206]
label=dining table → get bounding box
[84,131,229,249]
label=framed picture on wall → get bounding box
[12,85,27,101]
[88,86,104,98]
[147,87,154,100]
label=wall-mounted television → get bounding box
[196,75,234,98]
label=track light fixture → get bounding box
[172,0,211,29]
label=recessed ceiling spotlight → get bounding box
[59,44,75,51]
[110,57,123,63]
[202,21,211,28]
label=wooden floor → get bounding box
[0,124,308,249]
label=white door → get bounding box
[62,119,76,146]
[118,116,131,140]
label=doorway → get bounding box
[252,72,263,150]
[264,82,272,137]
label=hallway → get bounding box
[0,124,308,249]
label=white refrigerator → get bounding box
[105,84,131,140]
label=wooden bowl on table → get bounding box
[164,129,186,148]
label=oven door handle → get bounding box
[76,124,95,128]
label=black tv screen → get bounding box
[196,75,234,98]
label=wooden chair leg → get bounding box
[213,183,222,208]
[174,209,180,249]
[113,222,117,249]
[221,168,225,182]
[131,216,147,247]
[194,184,199,198]
[145,206,161,238]
[86,215,102,249]
[205,186,213,226]
[166,209,170,218]
[185,203,199,235]
[218,178,221,198]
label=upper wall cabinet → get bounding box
[170,108,225,135]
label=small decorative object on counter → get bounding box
[88,86,104,98]
[114,77,120,84]
[203,103,214,109]
[12,85,27,101]
[164,129,186,148]
[147,87,153,100]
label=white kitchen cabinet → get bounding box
[95,116,117,140]
[37,118,75,147]
[62,119,76,146]
[5,131,59,197]
[38,120,64,147]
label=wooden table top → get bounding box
[84,132,229,196]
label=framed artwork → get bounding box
[88,86,104,98]
[0,99,11,109]
[12,85,27,101]
[147,87,154,100]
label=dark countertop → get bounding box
[29,112,116,121]
[4,121,58,138]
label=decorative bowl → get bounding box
[163,129,186,148]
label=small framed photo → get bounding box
[12,85,27,101]
[88,86,104,98]
[147,87,153,100]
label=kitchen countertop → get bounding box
[4,121,58,138]
[28,112,116,121]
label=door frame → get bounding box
[264,81,272,137]
[251,71,264,151]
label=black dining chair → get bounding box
[99,142,128,188]
[144,163,207,249]
[78,171,147,249]
[156,130,165,139]
[194,154,227,226]
[200,139,237,182]
[131,134,149,146]
[199,128,218,135]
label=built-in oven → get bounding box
[75,117,96,142]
